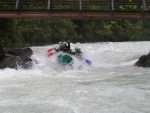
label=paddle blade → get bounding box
[85,59,92,65]
[47,48,53,53]
[47,52,54,57]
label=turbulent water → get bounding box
[0,42,150,113]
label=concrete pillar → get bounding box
[15,0,19,9]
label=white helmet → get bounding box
[63,42,67,45]
[75,47,81,51]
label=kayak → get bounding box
[57,54,73,65]
[47,48,92,66]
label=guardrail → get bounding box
[0,0,149,11]
[0,0,149,19]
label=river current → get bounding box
[0,42,150,113]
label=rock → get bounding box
[0,48,34,69]
[6,48,33,57]
[0,56,33,69]
[135,52,150,67]
[0,42,6,61]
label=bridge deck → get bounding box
[0,10,149,19]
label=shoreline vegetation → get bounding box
[0,0,150,49]
[0,19,150,49]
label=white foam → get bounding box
[0,42,150,113]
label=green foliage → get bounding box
[123,20,143,41]
[0,19,15,48]
[118,0,142,10]
[1,18,149,48]
[12,19,77,46]
[0,0,150,49]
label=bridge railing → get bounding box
[0,0,149,12]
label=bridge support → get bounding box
[142,0,147,10]
[15,0,20,9]
[111,0,114,10]
[48,0,51,10]
[79,0,82,10]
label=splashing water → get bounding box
[0,42,150,113]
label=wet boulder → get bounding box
[0,48,33,69]
[0,43,6,61]
[6,48,33,57]
[135,52,150,67]
[0,56,33,69]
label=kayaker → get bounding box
[54,42,63,52]
[62,42,69,52]
[54,41,71,53]
[75,47,82,54]
[54,41,64,52]
[69,47,82,56]
[72,47,83,59]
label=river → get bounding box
[0,42,150,113]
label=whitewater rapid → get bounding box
[0,42,150,113]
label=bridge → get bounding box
[0,0,150,19]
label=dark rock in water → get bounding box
[0,56,33,69]
[6,48,33,57]
[0,48,34,69]
[0,42,6,61]
[135,52,150,67]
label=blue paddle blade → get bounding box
[85,59,92,65]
